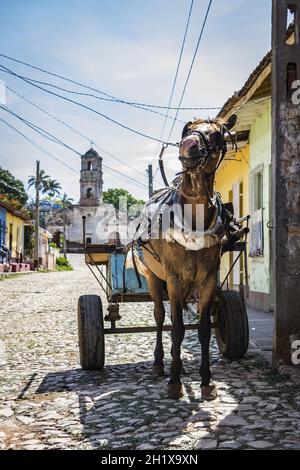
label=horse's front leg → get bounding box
[148,272,165,376]
[167,276,185,399]
[198,270,218,401]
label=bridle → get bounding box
[179,123,236,174]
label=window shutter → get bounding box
[249,167,264,256]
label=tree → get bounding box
[28,165,62,266]
[28,171,61,197]
[0,167,28,205]
[103,188,145,212]
[45,179,62,198]
[57,193,74,259]
[28,169,51,194]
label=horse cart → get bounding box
[77,208,250,371]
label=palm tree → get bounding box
[45,179,62,198]
[58,193,74,259]
[28,167,62,266]
[28,169,51,194]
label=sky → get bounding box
[0,0,272,202]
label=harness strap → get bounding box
[131,242,142,289]
[139,239,161,263]
[158,143,169,187]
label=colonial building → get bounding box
[46,148,125,251]
[79,148,103,206]
[215,28,296,312]
[0,199,31,271]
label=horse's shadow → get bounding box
[35,326,290,450]
[35,334,220,449]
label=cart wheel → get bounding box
[214,290,249,359]
[78,295,105,370]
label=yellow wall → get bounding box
[215,145,250,285]
[5,211,25,259]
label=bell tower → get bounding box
[79,148,103,206]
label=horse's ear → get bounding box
[181,121,192,139]
[224,114,237,130]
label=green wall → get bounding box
[249,99,272,296]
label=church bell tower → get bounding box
[79,148,103,206]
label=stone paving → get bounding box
[0,254,299,450]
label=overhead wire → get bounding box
[0,105,148,189]
[166,0,213,141]
[0,63,178,146]
[152,0,195,187]
[5,84,151,181]
[158,0,195,143]
[0,52,221,111]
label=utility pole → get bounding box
[272,1,300,365]
[147,164,153,198]
[63,203,67,260]
[34,160,40,270]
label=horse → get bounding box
[141,115,237,400]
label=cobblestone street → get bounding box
[0,255,299,450]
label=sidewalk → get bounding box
[247,307,274,363]
[0,270,35,280]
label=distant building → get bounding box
[0,199,31,271]
[46,148,126,251]
[79,148,103,206]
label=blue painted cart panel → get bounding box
[109,253,149,295]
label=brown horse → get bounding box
[142,115,237,400]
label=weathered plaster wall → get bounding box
[249,99,272,298]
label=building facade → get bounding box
[216,49,273,311]
[0,200,29,264]
[46,148,120,251]
[79,148,103,206]
[0,205,6,248]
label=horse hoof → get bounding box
[152,365,164,377]
[201,384,217,401]
[168,382,183,400]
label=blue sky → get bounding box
[0,0,271,201]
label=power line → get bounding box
[0,117,78,174]
[5,84,151,181]
[0,52,221,111]
[0,116,148,189]
[0,104,82,155]
[159,0,195,143]
[0,63,178,146]
[167,0,213,141]
[153,0,195,185]
[0,105,148,189]
[2,72,185,124]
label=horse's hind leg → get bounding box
[198,270,218,401]
[148,272,165,376]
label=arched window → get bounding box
[86,188,92,199]
[87,161,93,171]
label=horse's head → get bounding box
[179,114,237,173]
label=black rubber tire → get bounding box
[214,290,249,359]
[78,295,105,370]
